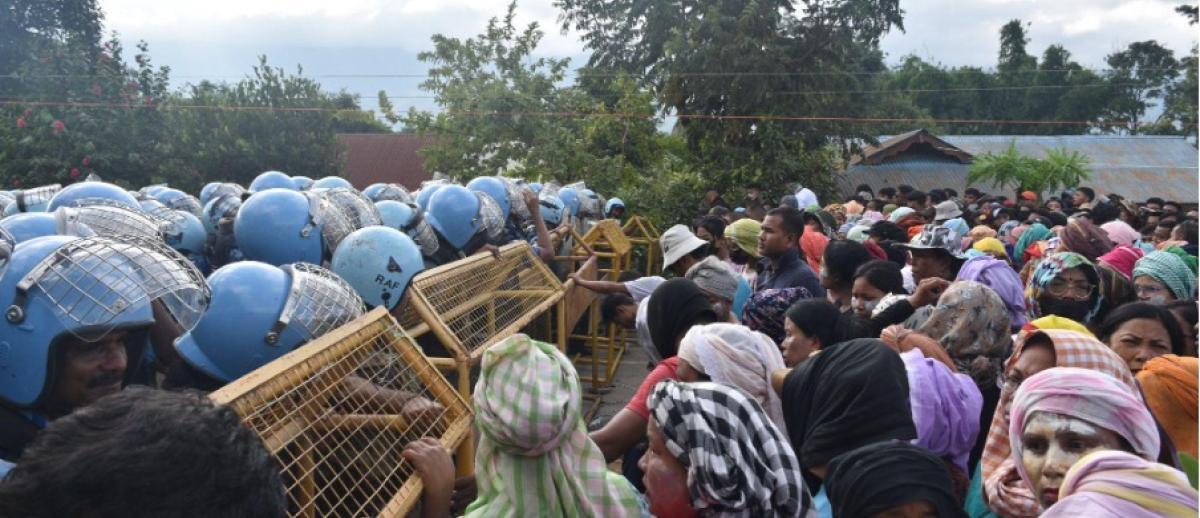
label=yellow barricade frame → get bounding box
[623,215,661,277]
[210,307,472,518]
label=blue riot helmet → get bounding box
[201,194,242,235]
[291,176,314,191]
[365,183,415,204]
[140,185,168,198]
[11,184,63,213]
[0,213,59,243]
[376,201,440,257]
[577,188,603,219]
[153,188,202,217]
[416,183,444,211]
[234,189,355,266]
[249,171,296,193]
[558,187,581,217]
[331,227,425,311]
[139,198,168,214]
[318,188,383,229]
[528,182,543,194]
[605,197,626,218]
[173,261,363,384]
[538,194,566,227]
[0,192,15,215]
[199,182,245,207]
[199,183,222,206]
[424,185,482,251]
[310,176,354,191]
[0,235,209,408]
[467,177,512,221]
[47,181,140,212]
[161,210,207,257]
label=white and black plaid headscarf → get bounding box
[648,380,815,518]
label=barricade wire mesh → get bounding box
[408,243,563,360]
[210,308,472,518]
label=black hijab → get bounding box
[646,278,718,359]
[825,441,967,518]
[781,339,915,469]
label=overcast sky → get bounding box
[99,0,1197,116]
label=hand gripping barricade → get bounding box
[623,215,663,276]
[208,307,472,518]
[0,235,209,408]
[318,188,384,229]
[571,220,633,390]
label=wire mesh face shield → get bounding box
[372,184,415,204]
[500,177,532,224]
[65,196,140,211]
[209,183,246,201]
[205,194,243,228]
[6,236,210,342]
[304,192,357,259]
[53,205,167,241]
[400,205,440,257]
[16,184,62,212]
[476,192,507,243]
[165,194,203,216]
[321,188,384,229]
[267,263,365,346]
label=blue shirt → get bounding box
[757,249,825,297]
[732,276,751,318]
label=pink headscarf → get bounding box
[1046,450,1197,517]
[1096,245,1145,281]
[1101,220,1142,247]
[801,227,829,273]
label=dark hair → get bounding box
[767,207,806,241]
[866,200,883,212]
[898,185,914,195]
[1140,224,1158,237]
[853,260,904,295]
[964,188,982,198]
[1046,211,1068,228]
[1166,300,1198,329]
[822,241,875,290]
[944,188,958,198]
[1090,200,1120,225]
[1174,220,1197,245]
[929,190,947,204]
[708,206,731,218]
[785,299,873,349]
[1146,197,1165,206]
[878,187,897,198]
[1099,302,1186,356]
[908,191,927,205]
[1157,219,1178,230]
[855,184,873,195]
[694,215,727,243]
[867,221,907,243]
[877,240,909,266]
[1077,187,1095,201]
[0,387,286,518]
[1164,201,1183,212]
[600,293,636,324]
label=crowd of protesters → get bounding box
[0,173,1194,518]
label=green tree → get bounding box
[402,2,661,196]
[1103,40,1180,134]
[967,142,1090,198]
[1150,46,1198,136]
[556,0,905,201]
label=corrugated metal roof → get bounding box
[336,133,436,190]
[840,134,1198,202]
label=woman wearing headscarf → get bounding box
[779,339,915,516]
[1024,252,1105,328]
[1137,355,1198,464]
[1057,219,1114,262]
[1044,450,1198,517]
[590,279,718,486]
[1006,367,1161,512]
[1014,223,1052,268]
[724,218,761,289]
[1133,250,1197,305]
[888,206,915,223]
[782,299,873,367]
[741,287,812,345]
[970,225,998,241]
[1101,220,1142,248]
[676,323,788,432]
[825,441,968,518]
[643,380,815,517]
[898,344,984,501]
[975,329,1136,517]
[468,335,641,517]
[800,219,829,273]
[1097,245,1145,282]
[957,256,1028,331]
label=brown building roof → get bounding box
[336,133,435,190]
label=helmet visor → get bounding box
[56,205,167,241]
[276,263,365,342]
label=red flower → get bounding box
[70,168,81,178]
[52,120,65,135]
[15,117,25,129]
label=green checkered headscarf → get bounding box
[467,334,641,518]
[1134,251,1197,301]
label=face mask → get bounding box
[1039,297,1092,323]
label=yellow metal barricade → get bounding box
[623,215,661,277]
[210,307,473,518]
[569,220,633,390]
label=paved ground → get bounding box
[577,337,652,429]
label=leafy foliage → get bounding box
[967,142,1090,198]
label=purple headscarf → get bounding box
[740,287,813,344]
[956,255,1028,330]
[900,349,983,474]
